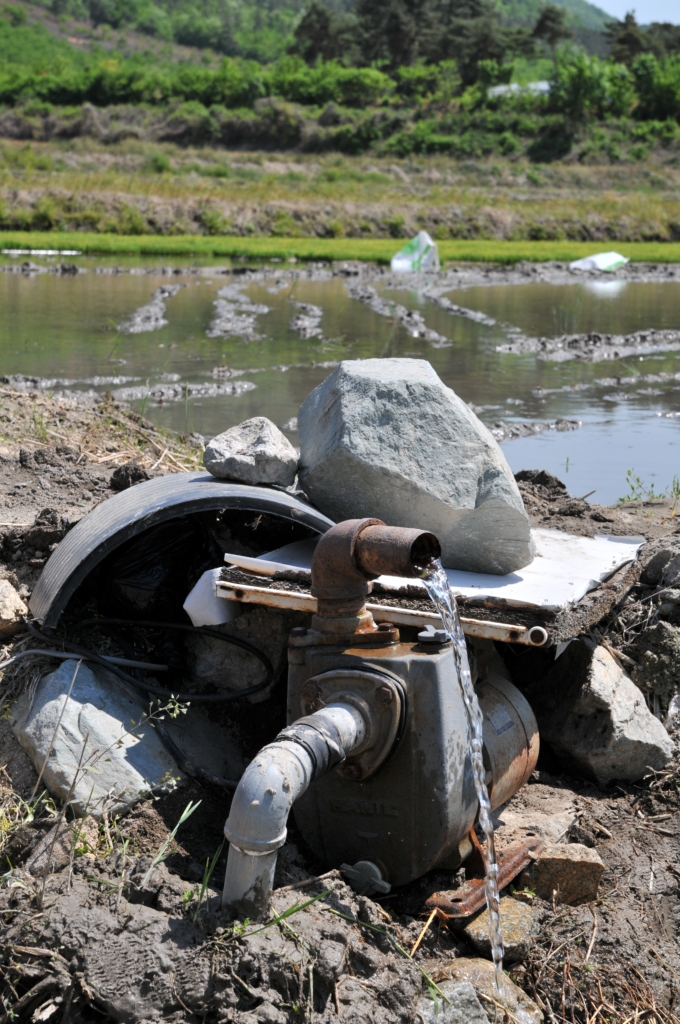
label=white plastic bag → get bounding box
[391,230,440,273]
[569,251,629,272]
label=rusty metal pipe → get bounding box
[310,519,440,634]
[355,525,440,580]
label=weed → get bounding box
[193,839,224,921]
[146,152,171,174]
[618,468,668,502]
[141,799,200,887]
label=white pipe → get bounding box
[222,703,366,918]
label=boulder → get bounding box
[463,896,540,962]
[203,416,298,487]
[526,639,674,784]
[416,982,488,1024]
[12,660,181,817]
[517,842,604,906]
[297,359,534,574]
[431,958,543,1024]
[0,578,27,639]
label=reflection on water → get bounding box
[442,279,680,338]
[0,255,678,505]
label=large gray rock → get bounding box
[298,359,534,574]
[204,416,298,486]
[12,660,181,816]
[526,639,675,784]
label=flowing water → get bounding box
[421,558,504,990]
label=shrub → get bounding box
[632,54,680,122]
[549,50,635,121]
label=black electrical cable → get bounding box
[28,619,274,703]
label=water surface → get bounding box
[1,255,678,505]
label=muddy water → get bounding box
[0,255,679,504]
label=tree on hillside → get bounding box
[532,5,573,63]
[643,21,680,57]
[355,0,438,69]
[289,1,356,62]
[435,0,533,85]
[604,12,648,64]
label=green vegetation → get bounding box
[4,230,680,262]
[618,470,680,504]
[6,0,611,63]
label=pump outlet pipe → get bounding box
[222,702,367,918]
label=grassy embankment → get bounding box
[3,141,680,250]
[5,230,680,263]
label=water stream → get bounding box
[422,559,504,990]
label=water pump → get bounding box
[223,518,538,917]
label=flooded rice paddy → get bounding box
[1,253,679,505]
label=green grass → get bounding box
[4,231,680,263]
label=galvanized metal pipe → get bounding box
[222,702,367,918]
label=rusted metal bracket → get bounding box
[216,580,550,647]
[423,834,545,920]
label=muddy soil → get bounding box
[0,389,679,1023]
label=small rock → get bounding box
[517,843,604,906]
[525,639,675,783]
[0,578,27,638]
[12,660,181,817]
[639,539,680,585]
[416,981,488,1023]
[203,416,298,487]
[431,958,543,1024]
[110,460,151,491]
[632,621,680,702]
[298,359,534,574]
[463,896,540,962]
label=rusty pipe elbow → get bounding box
[354,524,440,580]
[310,519,440,634]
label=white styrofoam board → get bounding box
[223,528,643,613]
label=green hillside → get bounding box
[499,0,609,31]
[2,0,613,65]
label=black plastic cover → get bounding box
[30,472,334,627]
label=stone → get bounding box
[12,660,181,817]
[416,981,488,1024]
[0,578,27,638]
[517,842,604,906]
[463,896,540,962]
[186,605,309,703]
[525,639,675,784]
[632,621,680,702]
[431,958,543,1024]
[203,416,298,487]
[110,460,151,491]
[639,538,680,585]
[297,359,534,574]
